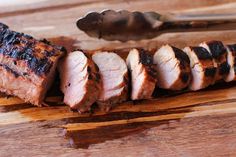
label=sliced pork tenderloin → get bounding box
[225,44,236,82]
[126,48,157,100]
[153,45,191,90]
[92,51,128,111]
[199,41,230,82]
[59,51,102,113]
[183,46,216,90]
[0,23,65,106]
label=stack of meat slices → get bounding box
[0,23,65,106]
[59,50,129,112]
[57,41,234,112]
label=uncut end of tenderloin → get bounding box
[0,23,66,106]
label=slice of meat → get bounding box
[92,51,128,110]
[126,48,157,100]
[58,51,102,113]
[199,40,230,82]
[225,44,236,82]
[0,23,65,106]
[153,44,191,90]
[183,46,216,90]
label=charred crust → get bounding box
[23,72,28,76]
[0,23,8,31]
[191,46,212,60]
[145,65,157,79]
[219,62,230,75]
[87,66,91,72]
[172,46,190,65]
[88,74,93,80]
[204,67,216,77]
[28,57,53,75]
[95,73,100,82]
[94,64,99,72]
[0,64,20,78]
[39,38,51,45]
[180,72,189,83]
[139,49,153,65]
[0,23,65,76]
[206,41,226,59]
[123,72,129,84]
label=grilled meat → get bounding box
[153,44,191,90]
[59,51,102,112]
[183,46,216,90]
[225,44,236,82]
[92,51,128,111]
[0,23,65,105]
[199,41,230,82]
[126,48,157,100]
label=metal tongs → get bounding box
[76,10,236,42]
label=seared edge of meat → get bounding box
[153,44,191,90]
[92,51,129,111]
[0,23,66,85]
[199,40,230,82]
[126,48,157,100]
[183,46,216,90]
[0,23,66,106]
[225,44,236,82]
[58,51,102,113]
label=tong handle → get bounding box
[162,12,236,22]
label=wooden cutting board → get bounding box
[1,0,236,156]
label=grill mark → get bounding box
[171,46,190,66]
[145,65,158,78]
[95,73,101,82]
[0,63,20,78]
[219,62,230,75]
[138,49,157,78]
[204,67,217,77]
[87,66,91,73]
[88,74,93,80]
[139,49,153,65]
[0,23,66,76]
[191,46,212,60]
[171,46,190,69]
[180,72,189,83]
[206,41,227,59]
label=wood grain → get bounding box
[1,0,236,156]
